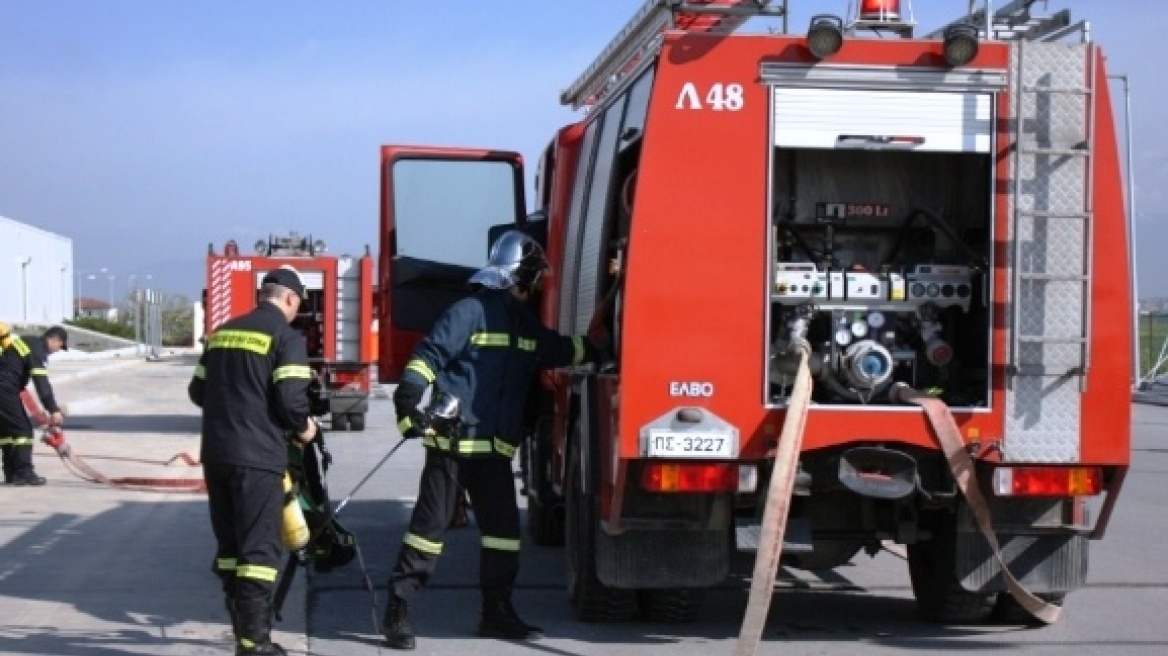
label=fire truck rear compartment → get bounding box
[768,147,994,408]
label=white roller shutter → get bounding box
[774,87,993,153]
[256,270,325,290]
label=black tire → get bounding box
[565,452,637,622]
[331,412,350,432]
[907,512,997,624]
[991,592,1066,626]
[637,588,706,623]
[348,413,366,432]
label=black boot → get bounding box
[233,597,286,655]
[479,598,543,640]
[10,471,46,486]
[382,594,416,650]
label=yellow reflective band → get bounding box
[517,337,536,352]
[406,358,436,383]
[273,364,313,382]
[208,329,273,355]
[455,439,494,455]
[422,435,451,451]
[493,438,517,458]
[194,364,206,380]
[216,558,237,573]
[235,564,278,582]
[398,415,414,432]
[30,368,49,376]
[404,532,443,556]
[240,638,257,649]
[12,337,30,357]
[470,332,510,347]
[481,536,521,552]
[0,437,33,446]
[572,336,585,365]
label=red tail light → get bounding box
[992,466,1104,497]
[860,0,901,21]
[641,462,739,493]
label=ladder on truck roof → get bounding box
[561,0,784,110]
[928,0,1085,43]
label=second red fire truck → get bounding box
[203,232,376,431]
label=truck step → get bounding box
[735,517,813,553]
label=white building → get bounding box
[0,216,74,324]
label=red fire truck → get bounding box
[204,232,376,431]
[377,0,1132,625]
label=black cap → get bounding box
[44,325,69,350]
[262,265,307,299]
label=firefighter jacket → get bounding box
[397,288,590,459]
[189,302,314,474]
[0,336,61,414]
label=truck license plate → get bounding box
[646,430,735,458]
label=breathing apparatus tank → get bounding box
[281,472,310,550]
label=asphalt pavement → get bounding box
[0,350,308,656]
[6,351,1168,656]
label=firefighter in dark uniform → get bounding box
[189,266,319,656]
[0,325,68,486]
[381,230,603,650]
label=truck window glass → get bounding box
[392,158,516,268]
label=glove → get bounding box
[395,379,428,438]
[401,409,430,439]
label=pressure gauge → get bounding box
[835,327,853,346]
[850,320,869,339]
[867,311,886,329]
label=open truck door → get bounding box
[377,146,526,382]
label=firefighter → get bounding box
[189,265,319,656]
[0,325,68,486]
[381,230,604,650]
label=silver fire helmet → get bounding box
[468,230,549,290]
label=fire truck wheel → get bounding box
[332,412,350,432]
[907,512,997,623]
[348,413,366,432]
[565,452,637,622]
[636,588,705,623]
[991,592,1066,626]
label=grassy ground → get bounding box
[1138,315,1168,379]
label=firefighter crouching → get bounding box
[189,265,319,656]
[0,324,68,486]
[382,230,606,650]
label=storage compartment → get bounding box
[767,147,994,408]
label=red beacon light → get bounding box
[860,0,901,22]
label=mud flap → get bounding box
[956,512,1088,594]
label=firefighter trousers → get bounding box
[0,390,35,480]
[204,463,284,603]
[389,448,520,606]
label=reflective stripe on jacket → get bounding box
[400,288,586,458]
[188,303,313,473]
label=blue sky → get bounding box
[2,1,1166,300]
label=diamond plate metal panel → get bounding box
[1005,374,1081,462]
[1004,41,1091,463]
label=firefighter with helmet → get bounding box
[189,265,319,656]
[382,230,606,649]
